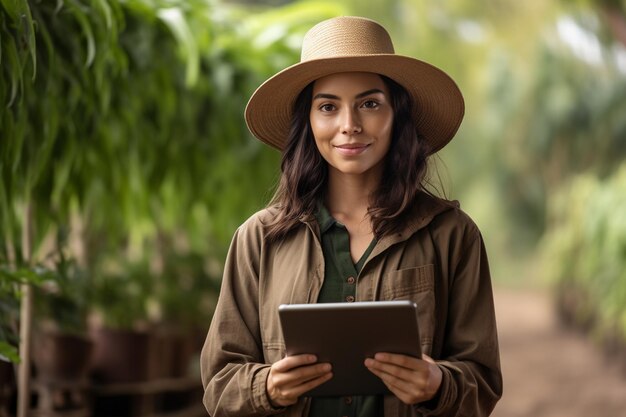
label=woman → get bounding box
[201,16,502,417]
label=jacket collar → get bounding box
[369,192,458,258]
[302,191,457,243]
[396,191,458,238]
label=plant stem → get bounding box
[17,201,33,417]
[4,233,16,267]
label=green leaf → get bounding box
[2,32,22,107]
[0,0,37,78]
[0,163,14,241]
[0,341,20,364]
[94,0,113,30]
[66,0,96,67]
[0,265,54,285]
[157,7,199,87]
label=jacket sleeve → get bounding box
[200,220,284,417]
[418,222,503,416]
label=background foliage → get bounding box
[0,0,343,360]
[543,167,626,346]
[1,0,626,360]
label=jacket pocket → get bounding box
[381,264,435,353]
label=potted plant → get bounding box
[0,261,52,413]
[153,249,221,378]
[89,257,155,383]
[31,241,95,384]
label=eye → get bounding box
[361,100,380,109]
[319,103,336,112]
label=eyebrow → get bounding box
[312,88,385,101]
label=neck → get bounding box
[325,169,380,223]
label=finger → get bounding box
[367,355,442,405]
[292,363,333,384]
[366,366,421,404]
[370,362,425,404]
[268,366,332,407]
[365,357,430,394]
[272,373,333,406]
[365,358,425,385]
[374,352,424,370]
[288,371,333,397]
[272,362,332,389]
[273,354,318,372]
[366,362,413,388]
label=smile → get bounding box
[333,143,370,156]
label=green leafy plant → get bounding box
[32,231,93,335]
[1,0,345,341]
[0,264,52,363]
[543,165,626,347]
[90,258,154,330]
[156,250,221,330]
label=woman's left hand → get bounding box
[364,353,442,405]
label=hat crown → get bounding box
[301,16,395,62]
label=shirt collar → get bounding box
[315,202,338,234]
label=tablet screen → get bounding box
[278,300,421,396]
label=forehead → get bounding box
[312,72,387,95]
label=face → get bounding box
[309,72,394,180]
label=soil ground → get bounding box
[491,288,626,417]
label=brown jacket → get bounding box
[201,193,502,416]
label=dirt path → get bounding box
[491,288,626,417]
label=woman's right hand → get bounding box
[266,354,333,407]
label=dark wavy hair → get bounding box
[266,75,435,241]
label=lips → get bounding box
[334,143,370,156]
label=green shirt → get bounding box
[308,204,382,417]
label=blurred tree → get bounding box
[0,0,345,345]
[337,0,626,271]
[566,0,626,45]
[489,0,626,246]
[543,165,626,352]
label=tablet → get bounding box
[278,300,421,396]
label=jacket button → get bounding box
[346,295,355,302]
[347,276,355,284]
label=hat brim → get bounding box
[245,54,464,153]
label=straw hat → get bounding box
[245,16,464,153]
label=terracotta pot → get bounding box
[32,331,94,382]
[151,330,173,379]
[153,327,195,378]
[90,326,152,383]
[167,331,195,378]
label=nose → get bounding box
[340,108,362,135]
